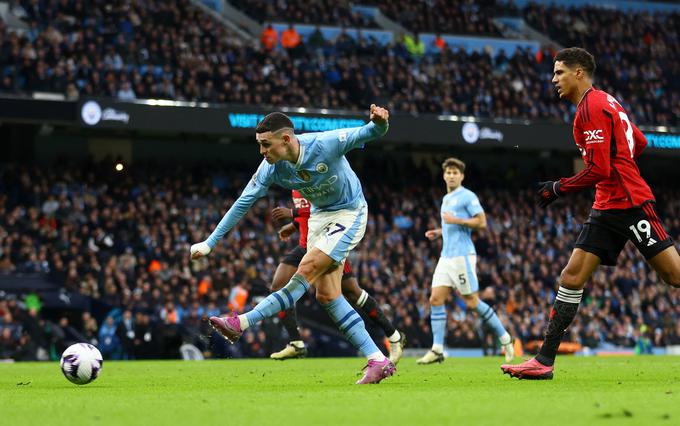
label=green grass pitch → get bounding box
[2,356,679,426]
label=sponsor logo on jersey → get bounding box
[648,238,657,246]
[316,163,328,173]
[299,175,338,198]
[584,129,604,144]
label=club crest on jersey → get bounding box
[316,163,328,173]
[297,170,311,181]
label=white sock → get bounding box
[356,290,369,308]
[238,315,249,330]
[432,344,444,353]
[499,332,512,345]
[367,351,386,362]
[290,340,304,348]
[388,330,401,343]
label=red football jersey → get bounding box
[558,88,654,209]
[291,190,311,248]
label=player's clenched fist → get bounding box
[278,223,297,242]
[369,104,389,127]
[190,241,211,259]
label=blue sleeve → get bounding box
[206,162,274,248]
[321,122,389,157]
[466,192,484,217]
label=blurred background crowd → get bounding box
[2,156,679,360]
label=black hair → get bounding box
[555,47,596,77]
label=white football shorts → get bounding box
[307,203,368,263]
[431,254,479,295]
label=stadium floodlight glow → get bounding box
[143,99,180,107]
[297,107,307,113]
[115,163,124,172]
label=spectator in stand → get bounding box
[117,81,136,101]
[403,33,426,60]
[280,24,302,58]
[98,316,121,359]
[230,0,377,28]
[1,0,676,125]
[433,33,447,54]
[260,24,278,52]
[116,309,136,359]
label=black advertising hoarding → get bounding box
[0,96,76,123]
[74,98,579,149]
[0,96,677,153]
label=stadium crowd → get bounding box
[523,4,680,127]
[229,0,378,28]
[363,0,505,36]
[1,158,680,360]
[0,1,677,125]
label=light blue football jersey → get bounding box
[206,122,388,248]
[440,186,484,258]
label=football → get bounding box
[60,343,104,385]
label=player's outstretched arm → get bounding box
[190,164,272,259]
[329,104,390,156]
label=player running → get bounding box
[418,157,514,365]
[502,48,680,380]
[268,191,406,363]
[191,105,397,384]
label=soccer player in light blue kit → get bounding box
[190,105,396,384]
[417,157,514,364]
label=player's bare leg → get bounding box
[270,262,307,360]
[341,276,406,364]
[502,249,600,379]
[647,246,680,288]
[462,293,514,362]
[417,286,450,364]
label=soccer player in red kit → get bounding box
[268,190,406,363]
[502,47,680,380]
